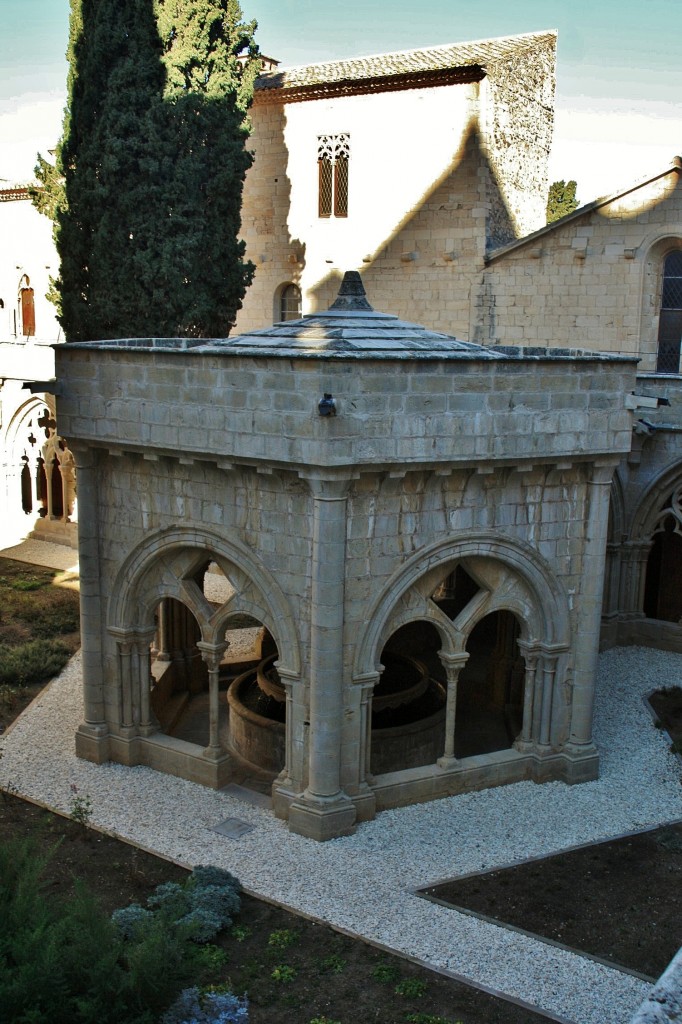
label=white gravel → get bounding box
[2,645,681,1024]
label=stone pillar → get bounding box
[58,446,77,522]
[618,540,652,617]
[118,638,134,731]
[156,598,172,661]
[514,642,540,750]
[134,630,155,735]
[197,640,228,759]
[73,445,109,754]
[568,460,618,753]
[437,652,469,768]
[538,652,558,748]
[359,675,378,783]
[288,474,356,840]
[275,665,297,787]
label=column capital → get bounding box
[197,639,229,669]
[299,470,353,501]
[438,651,469,670]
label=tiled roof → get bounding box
[255,30,556,97]
[0,186,30,202]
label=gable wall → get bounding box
[476,169,682,369]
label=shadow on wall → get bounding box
[306,122,518,336]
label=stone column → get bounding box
[358,675,379,783]
[72,445,109,755]
[197,640,228,759]
[118,638,134,731]
[134,629,155,735]
[618,540,652,617]
[288,474,356,841]
[513,642,540,750]
[437,652,469,768]
[275,665,298,786]
[538,652,558,748]
[568,460,618,753]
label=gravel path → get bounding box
[2,645,681,1024]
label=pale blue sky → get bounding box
[1,0,681,201]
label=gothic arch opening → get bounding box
[371,621,446,774]
[455,610,524,757]
[644,512,682,622]
[356,535,572,784]
[151,597,208,737]
[107,532,300,791]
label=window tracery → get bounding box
[317,134,350,218]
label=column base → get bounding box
[75,722,110,763]
[288,791,357,841]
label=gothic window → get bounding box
[279,283,301,322]
[317,134,350,218]
[655,251,682,373]
[644,488,682,621]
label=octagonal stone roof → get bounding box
[204,272,503,360]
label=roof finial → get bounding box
[328,271,374,312]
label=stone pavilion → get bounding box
[55,273,636,840]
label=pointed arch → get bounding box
[353,531,570,679]
[108,525,301,677]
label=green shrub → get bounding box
[113,862,242,947]
[0,837,187,1023]
[0,638,70,687]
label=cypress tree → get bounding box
[51,0,259,341]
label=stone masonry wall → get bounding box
[236,82,484,338]
[479,33,556,245]
[56,346,635,471]
[475,168,682,364]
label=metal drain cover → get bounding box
[210,817,255,839]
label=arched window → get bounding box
[656,251,682,373]
[18,273,35,338]
[279,283,301,322]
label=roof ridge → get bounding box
[255,30,557,95]
[261,30,557,79]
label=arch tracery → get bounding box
[352,532,572,777]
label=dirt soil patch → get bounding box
[422,688,682,983]
[0,796,550,1024]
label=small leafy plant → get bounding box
[309,1017,341,1024]
[230,924,251,942]
[112,864,241,946]
[372,961,400,983]
[317,953,346,974]
[267,928,298,950]
[68,784,93,829]
[395,978,427,998]
[271,964,296,983]
[160,985,248,1023]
